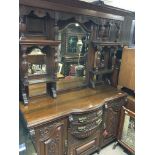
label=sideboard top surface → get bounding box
[20,86,126,128]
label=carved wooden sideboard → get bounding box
[19,0,134,155]
[20,86,127,155]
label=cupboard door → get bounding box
[36,122,65,155]
[103,107,119,140]
[100,107,119,147]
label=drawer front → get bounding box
[69,108,103,139]
[69,108,103,124]
[75,138,98,155]
[68,127,100,155]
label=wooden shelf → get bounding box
[19,39,61,46]
[28,77,55,85]
[92,41,123,47]
[90,69,113,75]
[28,73,47,77]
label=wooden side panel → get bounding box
[118,47,135,90]
[125,96,135,112]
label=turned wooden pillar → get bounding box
[20,45,29,104]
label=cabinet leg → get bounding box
[113,141,118,149]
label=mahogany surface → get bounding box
[20,86,126,128]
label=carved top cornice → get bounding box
[19,0,124,21]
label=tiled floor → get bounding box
[93,143,128,155]
[19,120,131,155]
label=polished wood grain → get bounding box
[20,86,126,127]
[126,96,135,112]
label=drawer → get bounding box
[69,108,103,124]
[70,117,102,139]
[75,138,99,155]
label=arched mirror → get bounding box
[57,23,90,91]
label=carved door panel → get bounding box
[37,123,65,155]
[102,107,119,145]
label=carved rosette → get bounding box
[39,125,54,140]
[47,133,60,154]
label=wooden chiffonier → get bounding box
[20,86,127,155]
[19,1,134,155]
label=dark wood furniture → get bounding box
[20,86,127,155]
[19,0,135,155]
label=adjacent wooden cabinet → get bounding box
[118,47,135,91]
[117,96,135,154]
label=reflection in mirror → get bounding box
[57,23,89,90]
[27,48,47,76]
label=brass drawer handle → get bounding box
[78,117,87,122]
[69,115,73,122]
[78,126,86,131]
[96,119,102,125]
[97,110,103,116]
